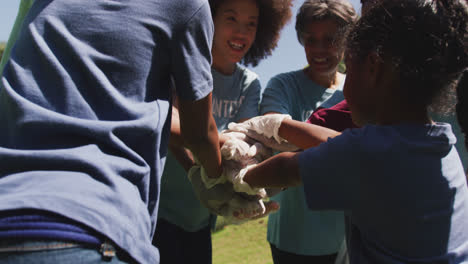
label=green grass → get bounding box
[212,216,273,264]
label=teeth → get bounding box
[314,58,327,63]
[229,41,244,50]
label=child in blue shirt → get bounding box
[230,0,468,263]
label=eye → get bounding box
[226,16,236,22]
[305,37,316,45]
[248,21,257,29]
[325,37,335,46]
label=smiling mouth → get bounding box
[313,58,328,63]
[229,41,245,51]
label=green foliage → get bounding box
[338,60,346,73]
[0,42,6,62]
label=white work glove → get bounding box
[223,193,280,225]
[228,114,292,144]
[188,165,272,220]
[188,166,233,216]
[228,164,266,197]
[227,115,299,152]
[220,137,268,197]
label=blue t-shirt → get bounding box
[260,69,345,255]
[432,113,467,171]
[0,1,214,263]
[299,123,468,263]
[158,65,261,231]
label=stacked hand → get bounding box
[227,114,299,152]
[188,165,278,223]
[189,129,286,223]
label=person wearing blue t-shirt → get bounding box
[259,1,357,263]
[153,0,293,263]
[232,0,468,263]
[0,1,226,263]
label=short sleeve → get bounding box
[259,76,290,115]
[234,76,261,120]
[298,129,362,210]
[171,2,214,101]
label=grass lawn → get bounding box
[212,216,273,264]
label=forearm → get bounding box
[278,119,341,149]
[179,93,222,179]
[243,152,302,188]
[169,145,195,172]
[169,106,185,148]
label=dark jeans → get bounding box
[270,243,337,264]
[152,219,212,264]
[0,240,134,264]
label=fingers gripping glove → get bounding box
[230,164,266,197]
[191,163,227,189]
[188,166,234,216]
[220,137,256,164]
[227,114,292,144]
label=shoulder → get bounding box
[268,69,304,83]
[264,69,305,91]
[163,0,212,29]
[236,65,260,86]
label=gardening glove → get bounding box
[227,115,299,152]
[220,131,257,146]
[225,195,280,224]
[188,165,233,216]
[189,156,227,189]
[227,163,266,197]
[227,114,292,144]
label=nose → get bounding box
[234,23,250,37]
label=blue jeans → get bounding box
[0,240,135,264]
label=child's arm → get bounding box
[229,114,342,150]
[278,119,341,149]
[243,151,302,189]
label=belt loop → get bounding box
[100,240,116,260]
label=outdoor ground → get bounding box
[212,216,273,264]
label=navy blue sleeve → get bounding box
[298,129,362,210]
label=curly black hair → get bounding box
[347,0,468,114]
[208,0,293,67]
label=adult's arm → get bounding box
[178,93,222,179]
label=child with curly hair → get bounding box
[232,0,468,262]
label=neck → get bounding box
[212,59,236,75]
[304,67,341,89]
[377,101,432,125]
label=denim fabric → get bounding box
[0,240,133,264]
